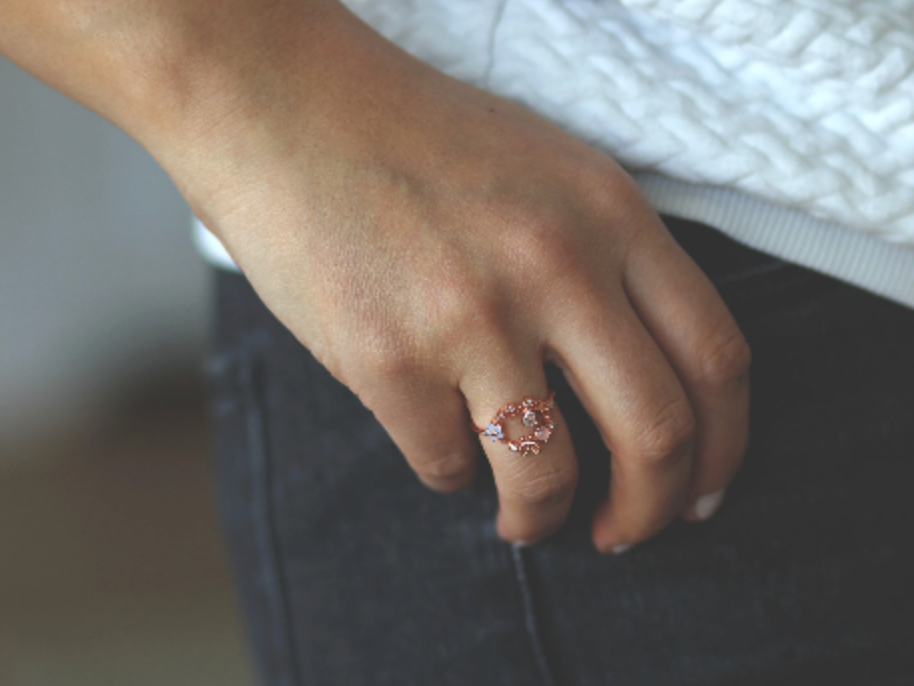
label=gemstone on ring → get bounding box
[472,391,556,455]
[484,423,504,441]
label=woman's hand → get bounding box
[173,4,750,551]
[2,0,750,550]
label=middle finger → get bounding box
[548,287,697,552]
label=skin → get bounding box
[0,0,751,551]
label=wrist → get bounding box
[0,0,358,184]
[111,1,352,159]
[132,3,450,238]
[120,2,415,226]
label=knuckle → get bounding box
[368,352,415,385]
[510,462,579,507]
[352,331,418,385]
[412,266,502,355]
[416,451,476,491]
[588,167,645,210]
[435,280,498,341]
[343,350,417,410]
[503,210,581,283]
[426,261,485,316]
[580,167,652,228]
[695,325,752,390]
[634,395,696,466]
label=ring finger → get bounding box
[460,340,579,544]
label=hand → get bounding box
[156,4,751,550]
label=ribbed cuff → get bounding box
[192,218,239,272]
[634,173,914,311]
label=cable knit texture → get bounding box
[345,0,914,246]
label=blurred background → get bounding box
[0,58,255,685]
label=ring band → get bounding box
[472,391,556,456]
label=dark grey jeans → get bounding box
[208,216,914,686]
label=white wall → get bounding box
[0,58,210,449]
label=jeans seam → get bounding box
[510,543,558,686]
[240,349,305,686]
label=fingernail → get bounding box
[611,543,633,554]
[693,488,726,521]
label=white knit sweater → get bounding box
[197,0,914,308]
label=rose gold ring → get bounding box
[472,391,556,456]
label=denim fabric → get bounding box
[208,216,914,686]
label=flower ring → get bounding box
[472,391,556,456]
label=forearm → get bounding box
[0,0,364,169]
